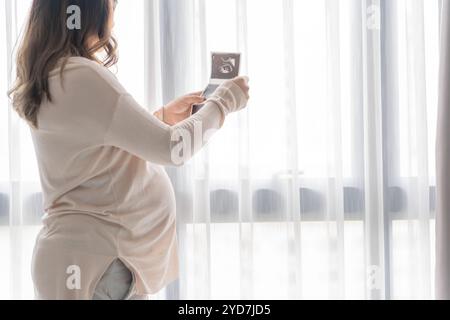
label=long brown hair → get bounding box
[9,0,118,128]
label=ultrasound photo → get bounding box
[192,52,241,115]
[210,52,241,80]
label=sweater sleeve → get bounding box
[104,93,225,166]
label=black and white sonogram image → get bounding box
[192,52,241,115]
[211,53,241,79]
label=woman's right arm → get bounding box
[104,77,249,167]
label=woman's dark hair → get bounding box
[8,0,118,128]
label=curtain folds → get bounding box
[436,0,450,301]
[0,0,442,300]
[157,0,439,300]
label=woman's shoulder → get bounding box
[49,56,127,96]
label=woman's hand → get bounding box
[207,76,250,119]
[154,92,205,126]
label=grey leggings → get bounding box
[93,259,147,300]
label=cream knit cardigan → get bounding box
[30,57,248,299]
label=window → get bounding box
[0,0,440,300]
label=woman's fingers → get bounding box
[183,95,206,105]
[187,91,204,96]
[182,91,206,104]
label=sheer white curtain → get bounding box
[0,0,440,300]
[154,0,439,300]
[436,0,450,301]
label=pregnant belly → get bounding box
[112,165,177,231]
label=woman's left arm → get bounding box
[153,92,205,126]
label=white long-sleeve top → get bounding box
[30,56,247,299]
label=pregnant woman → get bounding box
[8,0,249,299]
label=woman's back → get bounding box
[31,57,179,299]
